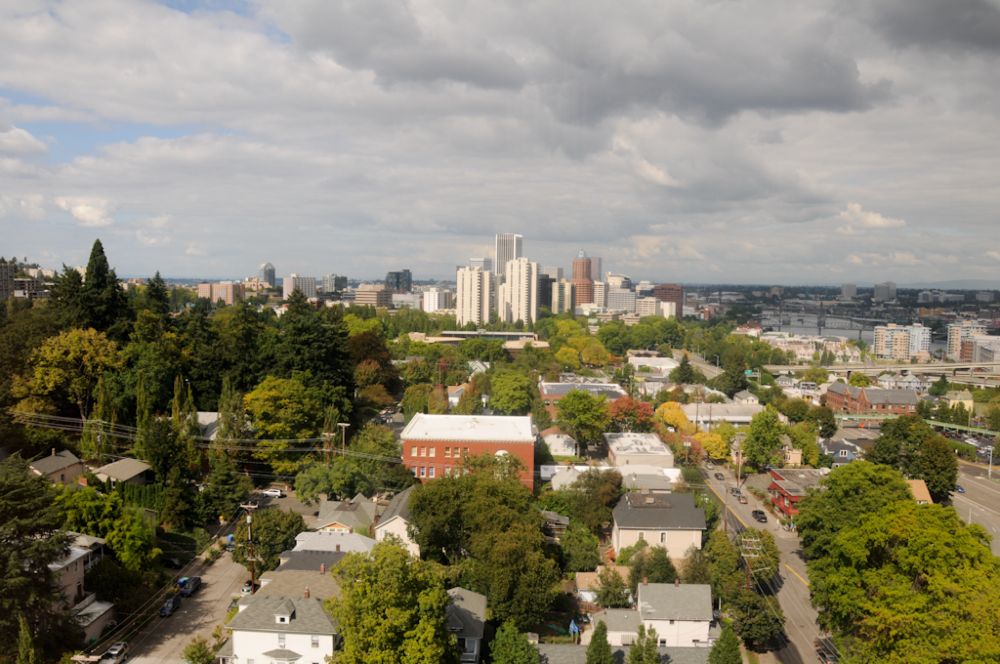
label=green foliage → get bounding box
[560,521,600,572]
[295,460,367,504]
[680,546,711,585]
[81,239,131,336]
[106,508,162,572]
[85,557,158,618]
[742,406,784,471]
[490,620,540,664]
[270,290,353,389]
[537,469,622,534]
[799,366,829,385]
[928,375,950,397]
[490,370,535,415]
[708,625,741,664]
[866,415,958,503]
[730,589,785,651]
[198,453,252,524]
[327,541,458,664]
[594,567,630,608]
[777,398,810,423]
[232,508,305,574]
[182,636,216,664]
[704,531,743,604]
[804,405,837,439]
[737,529,780,587]
[669,354,706,384]
[626,625,660,664]
[586,621,614,664]
[628,546,677,592]
[244,374,326,475]
[17,614,38,664]
[556,390,611,448]
[402,383,434,421]
[785,421,820,467]
[848,372,871,387]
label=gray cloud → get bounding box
[865,0,1000,54]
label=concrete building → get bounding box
[541,265,563,280]
[840,283,856,299]
[537,272,554,311]
[354,284,392,308]
[384,269,412,293]
[635,297,675,318]
[259,262,276,288]
[592,281,607,308]
[493,233,523,277]
[497,257,539,325]
[605,433,675,469]
[971,334,1000,361]
[322,274,347,293]
[197,281,244,305]
[468,257,492,272]
[652,284,684,317]
[421,288,453,313]
[283,274,317,300]
[948,321,987,360]
[607,287,637,313]
[551,279,575,315]
[873,323,930,360]
[589,257,603,283]
[400,414,537,488]
[611,493,706,559]
[571,251,594,308]
[456,267,494,326]
[873,281,897,302]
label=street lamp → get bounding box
[337,422,350,454]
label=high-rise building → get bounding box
[422,288,453,313]
[592,282,607,308]
[636,297,675,318]
[385,269,412,293]
[456,267,494,326]
[605,273,631,289]
[283,274,317,300]
[322,274,347,292]
[947,320,987,360]
[197,281,244,305]
[259,262,276,288]
[971,334,1000,362]
[908,323,931,357]
[873,323,930,360]
[537,273,554,311]
[873,281,897,302]
[493,234,523,277]
[469,257,493,273]
[841,283,857,299]
[551,279,575,315]
[542,266,563,280]
[589,257,603,283]
[355,284,392,308]
[571,250,594,308]
[607,287,637,313]
[497,258,539,325]
[652,284,684,317]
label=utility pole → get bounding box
[337,422,350,455]
[322,431,334,465]
[246,513,256,593]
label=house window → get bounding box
[420,447,427,457]
[312,635,319,648]
[411,467,418,476]
[660,532,666,544]
[429,467,435,478]
[278,634,286,648]
[444,447,452,458]
[410,447,417,457]
[464,447,470,456]
[429,447,436,457]
[638,532,645,541]
[839,450,848,458]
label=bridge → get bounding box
[763,361,1000,377]
[835,413,999,438]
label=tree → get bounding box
[704,531,743,604]
[244,375,326,475]
[742,406,784,471]
[848,372,871,387]
[106,508,162,572]
[49,265,87,327]
[654,401,694,435]
[402,383,434,421]
[785,421,820,467]
[737,529,780,587]
[144,271,171,318]
[491,620,540,664]
[556,390,611,450]
[680,546,711,585]
[327,541,457,664]
[182,636,215,664]
[81,239,130,335]
[629,546,677,592]
[198,453,252,524]
[805,405,837,439]
[594,566,630,608]
[232,508,305,573]
[866,415,957,503]
[490,370,534,415]
[294,460,368,505]
[16,614,38,664]
[778,398,810,423]
[928,375,950,397]
[0,457,73,652]
[626,625,660,664]
[554,346,581,371]
[560,521,600,572]
[708,625,741,664]
[730,589,784,651]
[271,290,353,389]
[14,327,122,418]
[910,435,958,503]
[586,620,614,664]
[609,396,654,433]
[694,430,727,460]
[670,354,703,384]
[800,366,828,385]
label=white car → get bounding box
[262,488,285,498]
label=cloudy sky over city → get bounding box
[1,0,999,284]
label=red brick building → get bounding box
[400,414,537,489]
[823,382,918,415]
[767,469,828,520]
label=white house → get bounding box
[611,493,706,559]
[636,582,713,648]
[315,494,377,534]
[293,531,376,554]
[221,593,338,664]
[447,588,487,663]
[605,433,674,469]
[373,486,420,557]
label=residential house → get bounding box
[315,494,377,535]
[447,383,470,408]
[374,486,419,557]
[732,390,759,405]
[945,390,975,412]
[636,582,714,648]
[541,510,570,541]
[611,493,706,559]
[907,479,933,505]
[574,565,630,606]
[29,449,85,485]
[220,593,338,664]
[820,439,864,467]
[541,426,577,457]
[537,643,711,664]
[93,458,153,487]
[781,444,803,468]
[606,433,675,469]
[767,469,828,520]
[50,534,114,644]
[775,375,798,389]
[620,466,679,493]
[680,403,766,430]
[447,588,487,664]
[293,531,376,555]
[539,382,627,417]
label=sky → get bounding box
[1,0,999,284]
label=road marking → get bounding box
[784,562,810,589]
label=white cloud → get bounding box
[0,193,45,220]
[837,202,906,235]
[54,196,115,227]
[987,250,1000,262]
[0,125,46,154]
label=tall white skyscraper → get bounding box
[497,258,539,325]
[493,234,523,276]
[456,267,494,326]
[551,280,575,315]
[283,274,317,299]
[469,257,493,272]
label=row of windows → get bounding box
[409,446,472,458]
[410,466,470,478]
[271,634,321,648]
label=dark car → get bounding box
[714,472,725,481]
[179,576,202,597]
[751,509,768,523]
[159,594,181,617]
[954,484,966,494]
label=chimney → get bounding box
[675,578,680,587]
[304,587,310,599]
[320,563,326,575]
[51,448,56,457]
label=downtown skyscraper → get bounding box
[493,233,523,277]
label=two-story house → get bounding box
[221,593,338,664]
[611,493,706,560]
[373,486,419,557]
[446,587,487,663]
[590,581,714,648]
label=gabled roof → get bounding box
[637,583,713,622]
[612,492,706,531]
[446,587,487,639]
[316,494,377,531]
[907,479,933,504]
[94,458,151,482]
[228,595,336,635]
[865,389,918,405]
[377,486,415,526]
[293,531,376,554]
[29,450,81,476]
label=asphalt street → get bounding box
[954,462,1000,556]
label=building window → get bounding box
[429,447,436,457]
[839,450,848,458]
[278,634,286,648]
[444,447,452,458]
[659,532,666,544]
[463,447,470,456]
[410,447,417,457]
[419,467,426,477]
[429,467,436,478]
[411,467,418,476]
[420,447,427,457]
[312,635,319,648]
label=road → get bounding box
[701,468,823,664]
[954,462,1000,556]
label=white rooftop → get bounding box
[401,414,535,443]
[293,531,376,554]
[605,432,673,456]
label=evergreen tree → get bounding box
[81,239,130,335]
[627,625,660,664]
[491,620,540,664]
[586,621,614,664]
[16,614,37,664]
[50,264,87,327]
[144,271,170,318]
[708,625,741,664]
[199,452,252,524]
[80,374,114,462]
[273,290,353,389]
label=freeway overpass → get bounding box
[835,413,999,438]
[763,361,1000,377]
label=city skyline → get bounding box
[2,1,1000,283]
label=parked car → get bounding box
[738,494,748,504]
[241,580,256,596]
[159,594,181,617]
[751,509,768,523]
[179,576,202,597]
[262,488,285,498]
[714,472,725,481]
[98,641,128,664]
[954,484,966,494]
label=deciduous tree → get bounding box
[742,406,784,471]
[556,390,611,449]
[708,625,741,664]
[560,521,600,572]
[490,370,534,415]
[491,620,540,664]
[232,508,305,573]
[594,567,630,608]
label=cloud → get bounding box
[54,196,115,227]
[0,125,47,154]
[0,193,45,220]
[864,0,1000,54]
[837,202,906,234]
[987,250,1000,262]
